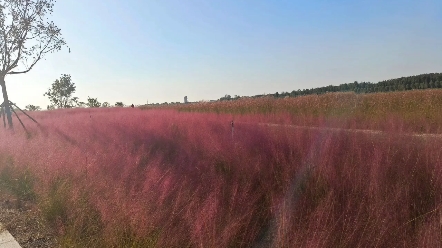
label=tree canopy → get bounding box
[242,73,442,99]
[44,74,78,109]
[0,0,66,127]
[0,0,66,75]
[25,104,40,111]
[86,96,100,108]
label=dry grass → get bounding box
[146,89,442,134]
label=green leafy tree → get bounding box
[44,74,78,109]
[219,94,232,101]
[115,102,124,107]
[0,0,66,128]
[101,102,110,108]
[76,101,86,108]
[86,96,101,108]
[25,104,41,111]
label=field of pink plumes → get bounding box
[0,107,441,247]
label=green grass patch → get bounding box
[0,156,36,202]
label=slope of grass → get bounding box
[0,100,440,247]
[144,89,442,134]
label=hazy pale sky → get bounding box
[5,0,442,108]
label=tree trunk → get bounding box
[0,76,13,129]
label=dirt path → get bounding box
[0,190,57,248]
[258,123,442,139]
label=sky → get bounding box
[5,0,442,108]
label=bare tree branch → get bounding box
[0,0,66,128]
[7,36,51,74]
[0,0,66,76]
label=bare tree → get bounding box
[0,0,66,128]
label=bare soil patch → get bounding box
[0,189,57,248]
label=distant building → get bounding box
[184,96,188,103]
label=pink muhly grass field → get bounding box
[0,107,441,247]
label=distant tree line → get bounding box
[25,74,130,111]
[27,72,442,110]
[219,95,241,101]
[274,73,442,98]
[218,73,442,101]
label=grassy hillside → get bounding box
[0,91,441,247]
[144,89,442,134]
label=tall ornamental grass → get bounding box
[0,106,440,247]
